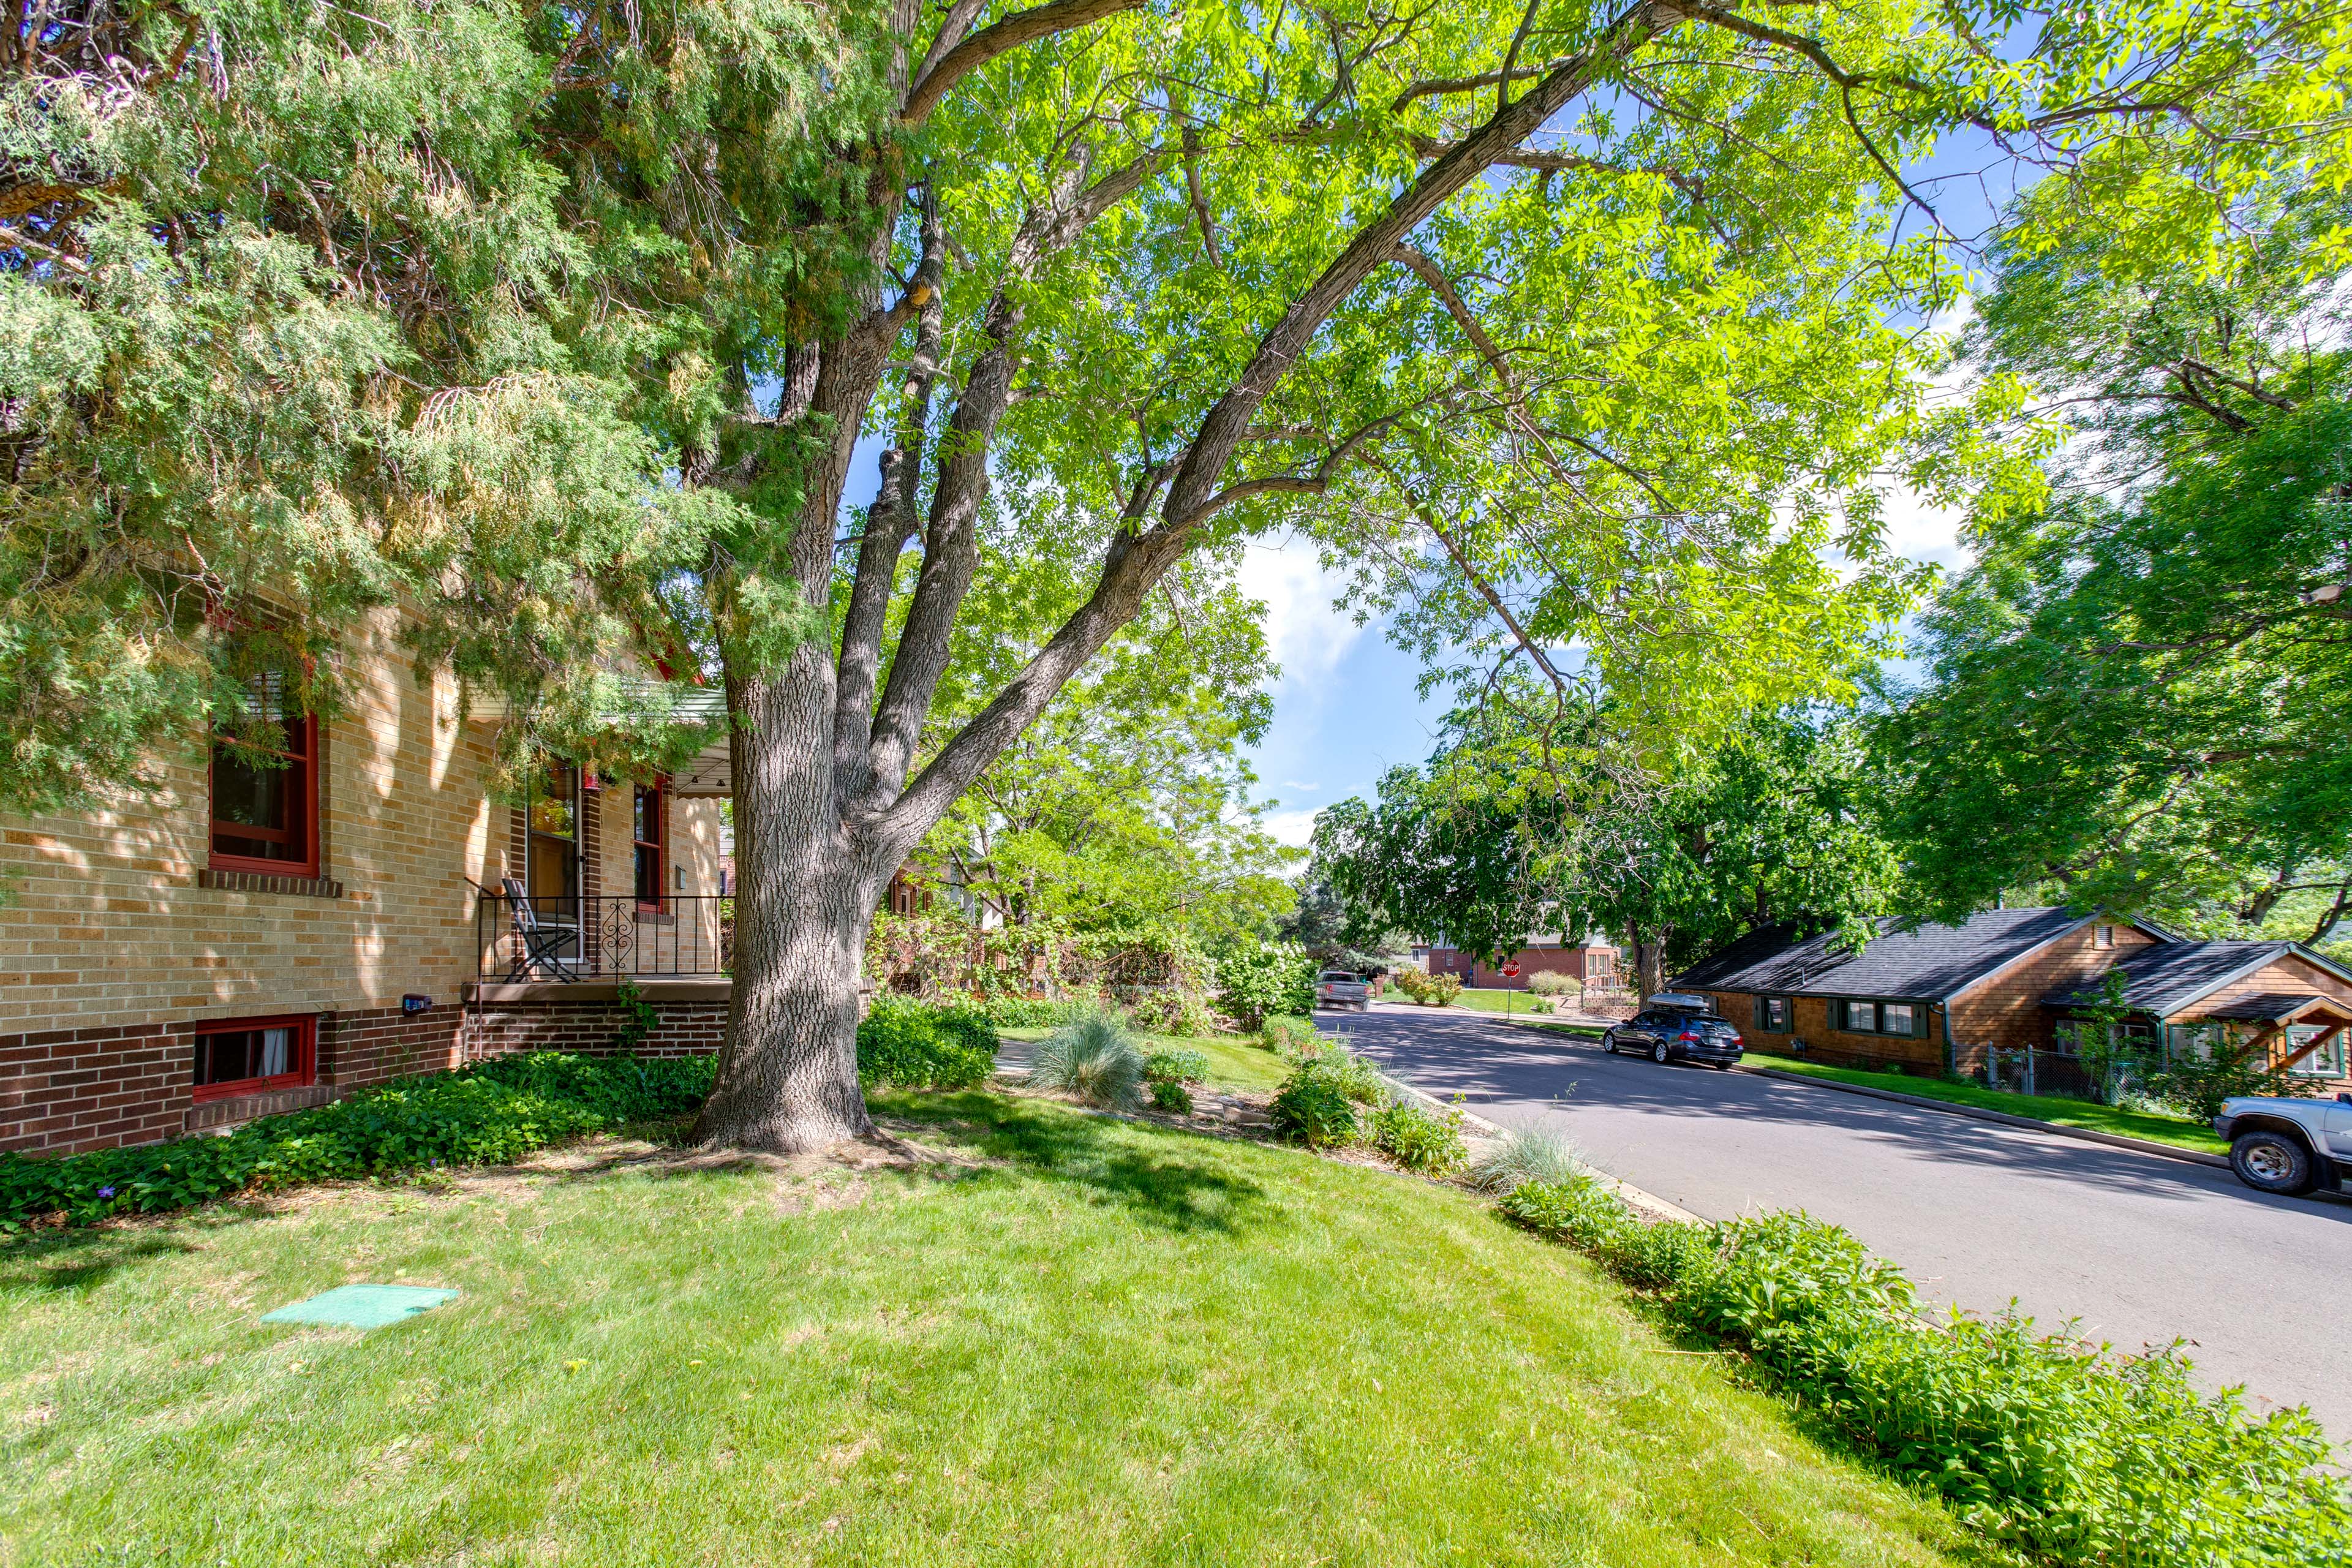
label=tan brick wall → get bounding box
[0,608,512,1152]
[1943,922,2160,1073]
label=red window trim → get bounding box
[633,777,668,910]
[208,712,322,879]
[190,1013,318,1103]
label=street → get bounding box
[1322,1000,2352,1443]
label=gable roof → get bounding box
[2038,940,2352,1017]
[1674,907,2100,1002]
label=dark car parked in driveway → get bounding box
[1603,993,1746,1068]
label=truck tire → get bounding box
[2230,1129,2320,1196]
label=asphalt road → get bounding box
[1320,1000,2352,1444]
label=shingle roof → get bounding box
[1673,907,2092,1001]
[2038,941,2294,1016]
[2201,992,2342,1024]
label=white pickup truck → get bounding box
[2214,1092,2352,1196]
[1316,970,1373,1011]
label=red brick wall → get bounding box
[462,998,728,1061]
[0,1022,189,1154]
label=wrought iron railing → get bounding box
[477,893,732,980]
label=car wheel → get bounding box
[2231,1129,2320,1196]
[1650,1041,1672,1065]
[1712,1061,1731,1071]
[1600,1033,1616,1054]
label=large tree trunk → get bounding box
[693,619,886,1153]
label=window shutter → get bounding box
[1752,996,1766,1031]
[1915,1005,1932,1040]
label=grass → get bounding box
[0,1091,1981,1567]
[997,1029,1291,1092]
[1741,1055,2229,1155]
[1393,987,1554,1017]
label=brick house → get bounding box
[1425,932,1623,991]
[1673,907,2352,1091]
[0,608,729,1156]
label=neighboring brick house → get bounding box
[1425,932,1622,991]
[1673,907,2352,1091]
[0,609,728,1156]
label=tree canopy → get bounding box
[1874,175,2352,943]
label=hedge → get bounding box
[1502,1178,2352,1567]
[0,1053,716,1233]
[856,998,998,1088]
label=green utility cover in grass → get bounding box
[261,1285,458,1330]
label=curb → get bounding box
[1733,1064,2231,1170]
[1371,1063,1703,1225]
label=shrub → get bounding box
[856,998,998,1089]
[0,1053,715,1231]
[1468,1127,1585,1193]
[1527,997,1555,1014]
[2146,1046,2318,1122]
[1029,1013,1147,1109]
[1369,1098,1466,1175]
[970,995,1096,1028]
[1525,970,1580,998]
[1213,940,1317,1029]
[1291,1044,1385,1104]
[1499,1180,2352,1567]
[1268,1076,1356,1148]
[1144,1049,1210,1085]
[1391,968,1463,1006]
[1121,986,1216,1038]
[1150,1079,1195,1114]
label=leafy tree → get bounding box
[921,532,1298,939]
[1318,707,1899,994]
[1876,176,2352,939]
[10,0,2340,1150]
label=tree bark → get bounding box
[693,651,892,1150]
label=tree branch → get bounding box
[901,0,1148,123]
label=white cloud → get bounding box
[1262,807,1322,848]
[1282,780,1319,792]
[1238,534,1365,692]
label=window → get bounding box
[633,779,666,907]
[209,679,318,876]
[2094,924,2115,949]
[2286,1025,2347,1079]
[527,763,581,908]
[192,1014,316,1102]
[1756,996,1792,1033]
[2052,1018,2090,1057]
[2166,1022,2228,1062]
[1838,1000,1921,1036]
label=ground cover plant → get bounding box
[1501,1178,2351,1567]
[0,1090,1978,1567]
[1747,1057,2228,1155]
[0,1054,714,1232]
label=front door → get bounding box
[526,763,582,960]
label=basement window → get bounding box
[192,1014,317,1102]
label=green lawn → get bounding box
[1743,1055,2229,1155]
[996,1028,1291,1092]
[1396,987,1558,1018]
[0,1091,1976,1567]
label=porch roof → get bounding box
[2199,992,2352,1025]
[2040,940,2352,1017]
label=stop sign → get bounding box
[1501,960,1521,978]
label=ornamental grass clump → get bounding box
[1468,1126,1585,1193]
[1030,1013,1147,1110]
[1499,1179,2352,1566]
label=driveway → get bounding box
[1322,1001,2352,1444]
